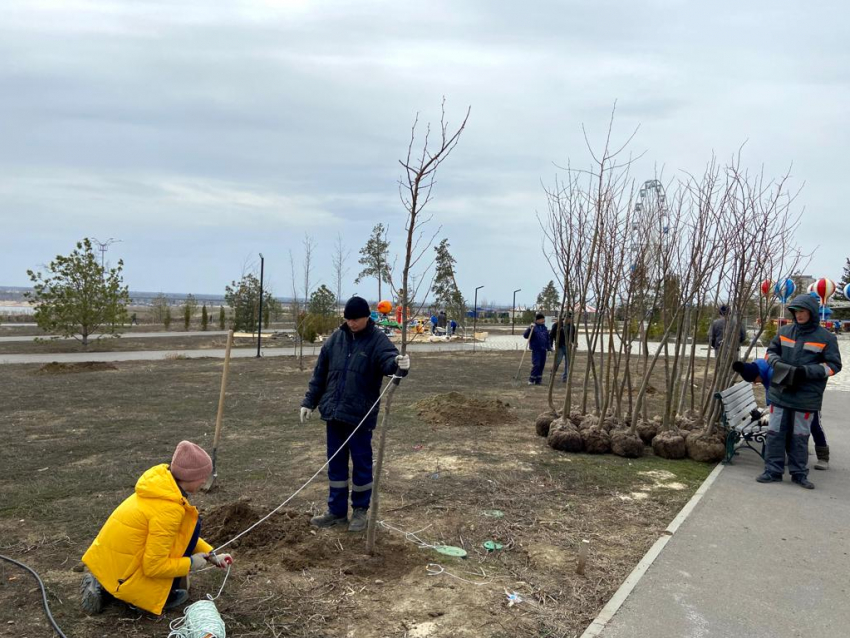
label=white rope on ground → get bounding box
[425,563,491,586]
[210,375,403,554]
[378,520,492,586]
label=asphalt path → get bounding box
[599,387,850,637]
[0,330,230,342]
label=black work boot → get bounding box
[814,445,830,471]
[163,588,189,610]
[756,472,782,483]
[348,507,368,533]
[792,476,815,490]
[310,510,348,528]
[80,573,106,615]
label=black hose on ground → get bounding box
[0,553,69,638]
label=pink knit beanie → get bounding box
[170,441,212,483]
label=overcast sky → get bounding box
[1,1,848,306]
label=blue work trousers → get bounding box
[764,405,811,479]
[810,412,827,447]
[529,348,547,384]
[326,420,374,516]
[553,346,569,381]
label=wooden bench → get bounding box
[715,380,769,464]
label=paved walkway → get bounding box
[597,389,850,638]
[0,330,230,342]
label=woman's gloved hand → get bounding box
[189,553,209,572]
[207,553,233,569]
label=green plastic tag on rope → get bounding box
[434,545,467,558]
[483,541,503,552]
[482,509,504,519]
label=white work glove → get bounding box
[300,407,313,423]
[396,354,411,370]
[207,553,233,569]
[189,553,208,572]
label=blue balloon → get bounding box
[845,283,850,301]
[773,278,796,302]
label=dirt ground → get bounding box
[0,350,711,637]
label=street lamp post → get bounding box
[91,237,122,274]
[512,288,522,335]
[256,253,264,358]
[472,285,484,352]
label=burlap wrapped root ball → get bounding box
[547,418,584,453]
[578,414,600,431]
[580,426,611,454]
[651,429,688,459]
[636,419,659,445]
[567,411,585,428]
[685,430,726,463]
[535,411,560,437]
[610,430,644,458]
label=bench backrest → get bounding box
[716,381,759,430]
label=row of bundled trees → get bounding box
[537,120,806,462]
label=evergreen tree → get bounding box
[431,238,466,320]
[355,223,392,300]
[225,274,272,332]
[182,294,198,331]
[151,293,169,326]
[219,306,226,330]
[837,258,850,299]
[536,280,560,313]
[163,306,173,330]
[25,238,129,347]
[201,304,209,331]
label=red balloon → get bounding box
[760,279,772,296]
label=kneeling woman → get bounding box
[80,441,233,615]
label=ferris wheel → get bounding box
[630,179,670,277]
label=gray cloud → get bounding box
[1,0,847,303]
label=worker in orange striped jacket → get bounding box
[759,294,841,489]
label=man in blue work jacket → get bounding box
[523,313,551,385]
[300,296,410,531]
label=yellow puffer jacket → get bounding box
[82,464,213,615]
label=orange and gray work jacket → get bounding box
[766,294,842,412]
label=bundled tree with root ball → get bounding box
[26,238,129,347]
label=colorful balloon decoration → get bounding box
[773,278,795,302]
[760,279,773,296]
[844,283,850,301]
[814,278,836,305]
[376,300,392,315]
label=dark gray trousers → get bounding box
[764,405,811,479]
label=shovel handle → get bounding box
[212,330,234,453]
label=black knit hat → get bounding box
[344,296,371,320]
[536,312,545,320]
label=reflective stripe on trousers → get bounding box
[326,419,374,516]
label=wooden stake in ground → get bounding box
[365,101,469,555]
[203,329,234,491]
[576,539,590,575]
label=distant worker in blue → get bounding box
[449,319,458,336]
[300,296,410,531]
[430,313,438,335]
[523,313,551,385]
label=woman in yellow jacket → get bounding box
[80,441,234,615]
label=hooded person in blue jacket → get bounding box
[523,313,551,385]
[757,294,841,488]
[300,296,410,532]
